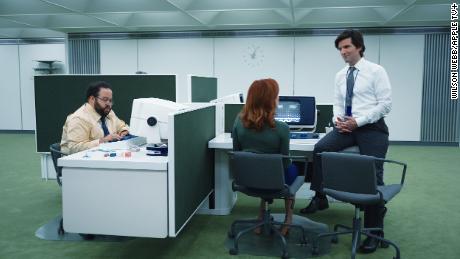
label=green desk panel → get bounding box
[224,104,244,133]
[191,76,217,102]
[173,106,215,233]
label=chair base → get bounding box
[313,207,400,259]
[228,209,308,259]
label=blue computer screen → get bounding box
[275,96,316,128]
[275,101,301,123]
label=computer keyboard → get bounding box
[289,132,319,139]
[99,136,147,150]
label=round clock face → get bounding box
[243,44,264,67]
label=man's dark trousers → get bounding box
[310,118,389,229]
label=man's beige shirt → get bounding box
[60,103,129,154]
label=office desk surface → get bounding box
[59,146,169,238]
[58,146,168,170]
[208,133,323,151]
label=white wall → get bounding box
[0,45,22,130]
[18,44,66,130]
[380,35,424,141]
[214,37,294,97]
[100,40,138,74]
[98,34,426,141]
[0,43,65,131]
[138,38,214,102]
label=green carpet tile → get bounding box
[0,133,459,259]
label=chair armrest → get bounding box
[49,148,67,158]
[375,158,408,186]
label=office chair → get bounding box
[49,143,67,235]
[227,151,307,259]
[312,152,407,259]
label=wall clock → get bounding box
[243,44,264,67]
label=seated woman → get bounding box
[232,78,298,236]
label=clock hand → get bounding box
[252,46,260,59]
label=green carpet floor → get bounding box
[0,133,459,259]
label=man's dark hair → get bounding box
[86,81,112,100]
[334,29,365,57]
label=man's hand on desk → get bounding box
[335,116,358,133]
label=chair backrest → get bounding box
[229,151,285,190]
[321,152,377,195]
[49,143,66,185]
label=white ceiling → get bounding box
[0,0,454,38]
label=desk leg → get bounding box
[198,149,237,215]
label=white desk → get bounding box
[204,133,322,216]
[58,147,169,238]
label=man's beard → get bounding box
[95,101,111,117]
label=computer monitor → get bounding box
[275,96,316,131]
[129,98,188,143]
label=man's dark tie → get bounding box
[100,117,110,137]
[345,67,356,116]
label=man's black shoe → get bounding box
[359,236,379,253]
[299,196,329,214]
[359,232,388,253]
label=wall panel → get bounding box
[0,45,21,130]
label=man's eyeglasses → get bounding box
[96,96,113,104]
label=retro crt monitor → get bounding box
[275,96,316,131]
[130,98,188,143]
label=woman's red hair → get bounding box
[240,78,279,131]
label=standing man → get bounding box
[300,29,392,254]
[60,81,129,154]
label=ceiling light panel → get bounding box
[91,13,134,26]
[0,17,33,28]
[42,0,92,13]
[84,0,178,13]
[0,15,50,27]
[293,0,405,9]
[391,4,451,22]
[181,0,289,11]
[297,7,386,24]
[211,10,291,25]
[0,0,72,15]
[125,12,203,26]
[46,14,115,28]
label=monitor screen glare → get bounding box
[275,101,301,123]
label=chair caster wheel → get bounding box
[331,235,338,244]
[281,252,289,259]
[229,248,238,255]
[227,231,235,238]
